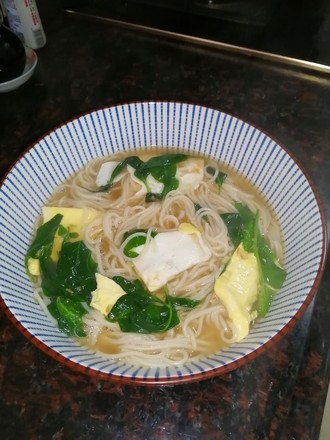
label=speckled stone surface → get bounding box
[0,4,329,439]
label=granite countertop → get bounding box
[0,4,330,439]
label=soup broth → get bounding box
[27,149,286,367]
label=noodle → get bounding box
[31,150,285,367]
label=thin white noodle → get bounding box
[33,288,57,324]
[33,151,285,367]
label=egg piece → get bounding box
[27,257,40,276]
[42,207,98,238]
[178,222,199,235]
[96,161,122,187]
[90,273,126,316]
[132,228,212,292]
[176,157,204,192]
[42,206,98,261]
[214,243,259,342]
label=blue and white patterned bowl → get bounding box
[0,102,327,385]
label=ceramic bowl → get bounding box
[0,46,37,93]
[0,102,327,385]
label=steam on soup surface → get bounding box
[25,150,286,366]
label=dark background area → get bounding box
[61,0,330,65]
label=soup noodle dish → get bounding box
[0,102,326,385]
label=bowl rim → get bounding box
[0,101,328,386]
[0,46,38,92]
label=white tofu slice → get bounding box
[96,161,122,187]
[132,229,212,292]
[90,273,126,315]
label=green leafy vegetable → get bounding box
[112,276,144,296]
[137,153,187,171]
[221,203,287,317]
[206,166,227,192]
[98,153,188,201]
[25,213,63,278]
[39,239,97,301]
[148,163,179,200]
[122,229,157,258]
[56,241,98,300]
[257,235,287,290]
[145,193,163,203]
[48,297,86,337]
[107,276,199,333]
[220,212,243,248]
[58,223,79,240]
[228,203,286,317]
[237,205,259,252]
[25,214,98,337]
[99,156,144,192]
[168,295,201,309]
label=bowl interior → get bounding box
[0,102,326,384]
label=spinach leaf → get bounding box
[112,156,144,182]
[241,214,256,254]
[112,276,145,296]
[221,203,259,251]
[25,213,63,277]
[112,294,179,334]
[168,296,201,308]
[98,153,188,201]
[58,223,79,240]
[56,241,97,301]
[206,166,227,192]
[25,212,98,337]
[48,297,86,337]
[122,229,157,258]
[145,193,163,203]
[258,234,287,290]
[135,153,187,200]
[149,163,179,199]
[39,240,97,301]
[131,299,179,334]
[254,221,286,317]
[137,153,187,172]
[234,203,287,317]
[108,284,177,333]
[39,244,60,297]
[99,156,144,192]
[220,212,243,248]
[220,203,287,317]
[107,277,199,333]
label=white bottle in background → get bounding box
[2,0,46,49]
